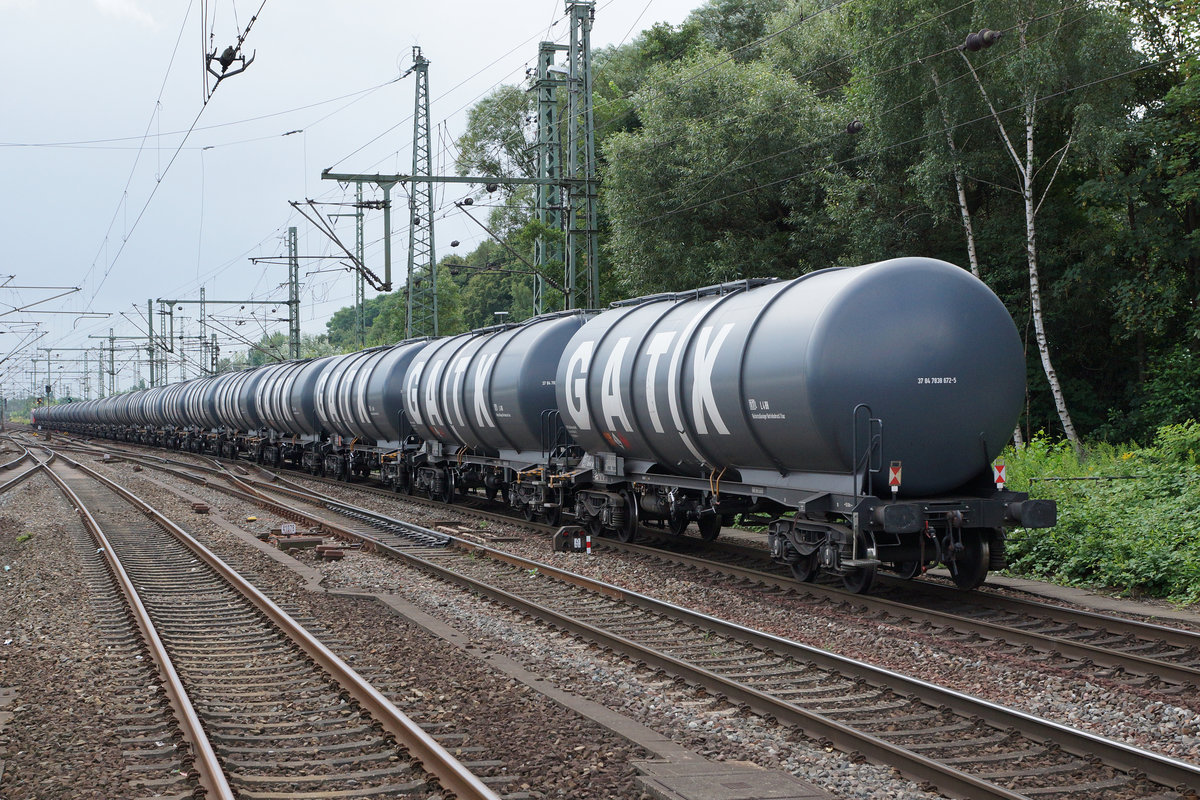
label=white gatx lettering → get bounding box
[666,309,709,433]
[601,337,633,432]
[565,340,594,430]
[692,323,734,434]
[448,356,469,427]
[424,359,446,428]
[406,361,425,426]
[472,353,498,428]
[644,331,675,433]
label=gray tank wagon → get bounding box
[559,257,1020,497]
[213,368,267,433]
[249,357,336,467]
[312,340,429,479]
[315,342,426,445]
[555,257,1053,590]
[400,311,590,510]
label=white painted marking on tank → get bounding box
[644,330,676,433]
[564,339,594,430]
[472,353,497,428]
[405,360,426,426]
[692,322,734,435]
[448,355,469,428]
[425,358,446,428]
[666,308,709,435]
[601,336,633,433]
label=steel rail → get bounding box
[881,575,1200,649]
[706,533,1200,648]
[611,540,1200,687]
[0,440,29,471]
[0,463,41,494]
[126,455,1200,799]
[37,451,235,800]
[45,448,501,800]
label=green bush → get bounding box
[1003,423,1200,605]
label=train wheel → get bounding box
[697,514,721,542]
[615,491,638,543]
[948,529,990,590]
[842,564,876,593]
[587,515,604,539]
[842,534,877,593]
[895,560,923,580]
[544,505,562,527]
[790,553,819,582]
[485,485,499,502]
[440,471,456,505]
[667,512,689,536]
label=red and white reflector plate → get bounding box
[993,463,1007,487]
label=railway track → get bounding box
[148,440,1200,695]
[0,437,39,493]
[52,435,1200,699]
[63,438,1200,799]
[37,434,1200,705]
[290,460,1200,695]
[34,445,505,800]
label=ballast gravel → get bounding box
[0,476,172,800]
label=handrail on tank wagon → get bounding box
[852,403,883,501]
[850,403,884,565]
[540,408,567,460]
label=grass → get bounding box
[1001,421,1200,605]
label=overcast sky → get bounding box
[1,0,702,398]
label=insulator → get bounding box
[486,183,499,193]
[979,29,1001,47]
[964,31,983,51]
[846,120,864,134]
[463,198,474,206]
[450,240,460,247]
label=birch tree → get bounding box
[957,17,1081,449]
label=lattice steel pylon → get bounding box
[564,0,599,310]
[288,226,301,358]
[534,40,567,316]
[405,47,438,338]
[354,183,366,349]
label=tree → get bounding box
[689,0,793,57]
[955,0,1138,451]
[602,48,838,294]
[246,332,289,366]
[455,85,536,183]
[325,294,386,352]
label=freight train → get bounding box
[34,257,1056,593]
